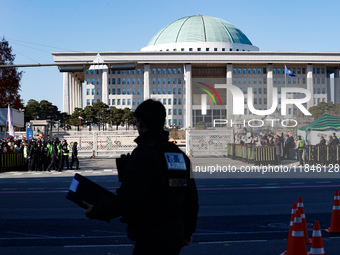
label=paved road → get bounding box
[1,157,340,254]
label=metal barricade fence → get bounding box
[227,144,276,165]
[305,145,340,165]
[52,131,138,157]
[186,130,233,157]
[0,152,25,172]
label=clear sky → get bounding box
[1,0,340,112]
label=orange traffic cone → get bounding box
[325,189,340,233]
[289,210,308,255]
[280,203,298,255]
[298,196,312,243]
[308,221,325,255]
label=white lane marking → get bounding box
[27,188,44,190]
[194,230,286,235]
[199,240,267,244]
[65,244,133,248]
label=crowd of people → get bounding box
[235,132,340,166]
[0,137,80,172]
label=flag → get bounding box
[7,105,15,137]
[285,65,296,77]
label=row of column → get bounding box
[63,64,339,120]
[63,72,83,114]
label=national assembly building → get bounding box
[52,15,340,128]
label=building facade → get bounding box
[52,15,340,128]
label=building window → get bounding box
[197,48,201,51]
[178,68,182,74]
[133,89,136,95]
[173,99,177,105]
[153,78,156,85]
[127,78,131,84]
[127,89,131,95]
[138,88,141,95]
[174,109,177,115]
[173,78,177,84]
[168,99,172,105]
[243,88,247,94]
[112,89,116,95]
[138,78,141,84]
[258,68,262,74]
[168,88,172,94]
[122,99,126,105]
[127,99,131,105]
[87,79,90,85]
[87,99,90,106]
[168,68,172,74]
[86,69,90,75]
[97,79,100,85]
[122,89,126,95]
[92,99,95,104]
[163,99,166,105]
[179,109,182,115]
[163,88,167,94]
[112,99,115,105]
[117,99,121,105]
[97,89,100,95]
[138,99,141,105]
[178,78,182,84]
[92,79,95,85]
[86,89,90,95]
[117,89,121,95]
[108,89,111,95]
[158,88,162,95]
[97,99,100,102]
[264,98,267,104]
[153,88,156,95]
[92,70,95,75]
[173,88,177,94]
[168,109,172,115]
[178,99,182,105]
[92,89,95,95]
[133,99,136,105]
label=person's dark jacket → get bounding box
[330,137,339,146]
[92,129,199,245]
[317,139,326,146]
[274,139,282,155]
[72,143,78,158]
[50,143,59,158]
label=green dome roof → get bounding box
[147,15,253,46]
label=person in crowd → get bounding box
[296,135,305,166]
[29,140,40,171]
[283,135,292,159]
[317,136,326,146]
[327,135,333,145]
[60,139,71,171]
[70,142,80,170]
[274,136,282,165]
[46,140,60,172]
[330,133,339,145]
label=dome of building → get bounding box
[141,15,259,52]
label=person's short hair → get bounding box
[134,99,166,129]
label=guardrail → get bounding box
[227,144,276,165]
[0,152,25,172]
[305,145,340,165]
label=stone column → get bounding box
[334,68,340,104]
[226,64,233,125]
[184,64,192,129]
[267,64,273,109]
[75,78,79,109]
[327,72,331,102]
[143,64,150,100]
[307,64,314,109]
[80,82,83,109]
[70,73,75,114]
[102,69,108,105]
[63,72,70,114]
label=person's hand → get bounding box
[182,236,192,247]
[83,200,94,219]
